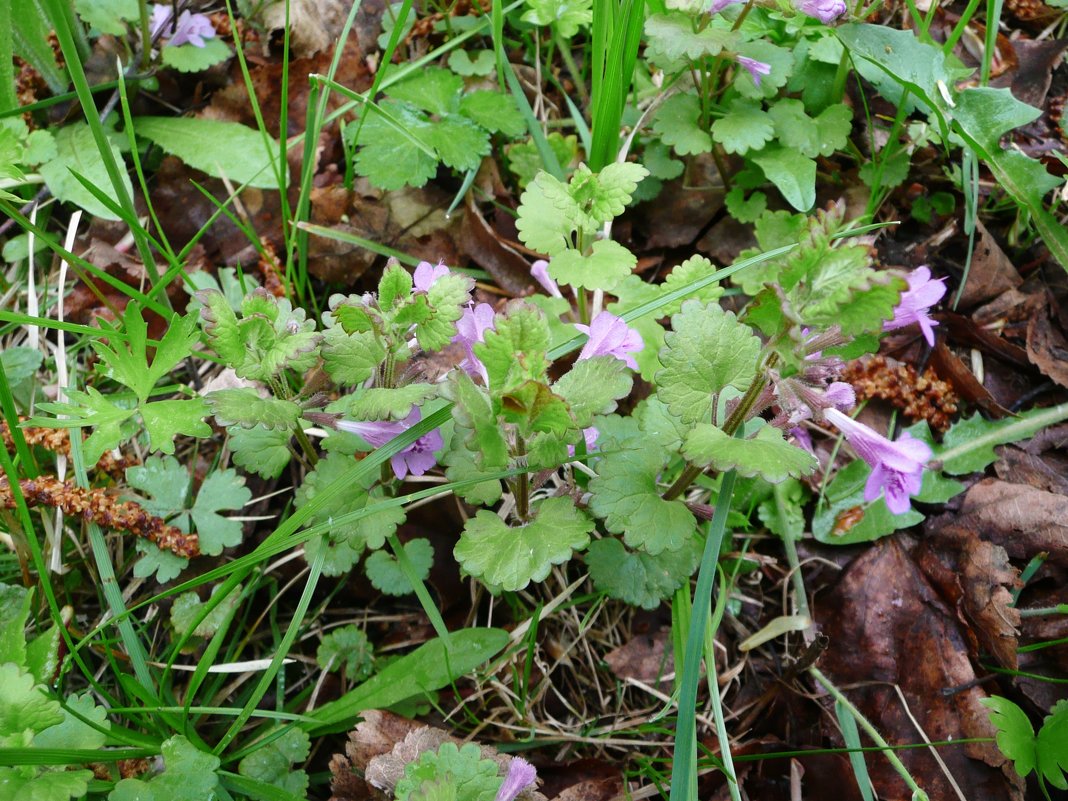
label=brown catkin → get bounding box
[0,475,199,558]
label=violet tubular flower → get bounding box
[882,266,947,346]
[710,0,745,12]
[149,4,216,47]
[495,757,538,801]
[796,0,847,22]
[453,302,496,384]
[530,259,562,298]
[413,260,451,292]
[575,311,643,370]
[736,56,772,87]
[824,408,931,515]
[337,408,443,480]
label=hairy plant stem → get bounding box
[514,435,530,520]
[663,355,777,502]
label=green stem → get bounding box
[809,666,930,801]
[293,425,319,468]
[1017,604,1068,619]
[555,31,589,106]
[702,580,742,801]
[669,469,738,801]
[663,357,774,501]
[934,402,1068,469]
[514,435,530,520]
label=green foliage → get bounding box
[507,133,579,188]
[395,742,502,801]
[982,696,1068,791]
[454,497,593,591]
[295,453,406,575]
[365,538,434,596]
[340,384,438,422]
[937,409,1065,475]
[317,624,375,680]
[682,423,816,483]
[73,0,137,34]
[207,390,302,429]
[170,583,242,638]
[587,537,701,609]
[228,424,292,479]
[126,455,251,559]
[712,100,774,155]
[134,117,283,189]
[515,162,649,257]
[475,302,550,394]
[811,459,923,545]
[38,123,134,220]
[0,598,109,801]
[548,238,636,291]
[656,300,761,424]
[553,356,633,427]
[644,12,736,70]
[198,288,320,382]
[448,49,496,77]
[321,323,386,386]
[349,69,523,189]
[160,39,232,73]
[521,0,592,37]
[237,728,310,798]
[449,370,510,472]
[588,447,696,555]
[652,93,712,156]
[109,736,221,801]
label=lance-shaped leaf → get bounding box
[683,423,816,483]
[454,496,593,591]
[656,300,761,424]
[554,356,633,427]
[587,447,696,555]
[586,537,701,609]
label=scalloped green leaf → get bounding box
[682,423,816,483]
[656,300,761,424]
[454,497,593,591]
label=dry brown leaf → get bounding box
[958,479,1068,565]
[1026,305,1068,389]
[459,192,535,297]
[816,538,1022,801]
[956,220,1023,308]
[603,627,674,687]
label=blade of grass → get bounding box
[837,699,876,801]
[669,469,737,801]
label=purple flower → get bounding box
[710,0,745,12]
[568,426,600,457]
[789,426,814,453]
[149,4,216,48]
[496,757,537,801]
[413,261,451,292]
[882,266,947,347]
[453,302,496,383]
[796,0,847,22]
[530,259,562,298]
[824,408,931,515]
[575,311,643,370]
[337,408,443,480]
[737,56,772,87]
